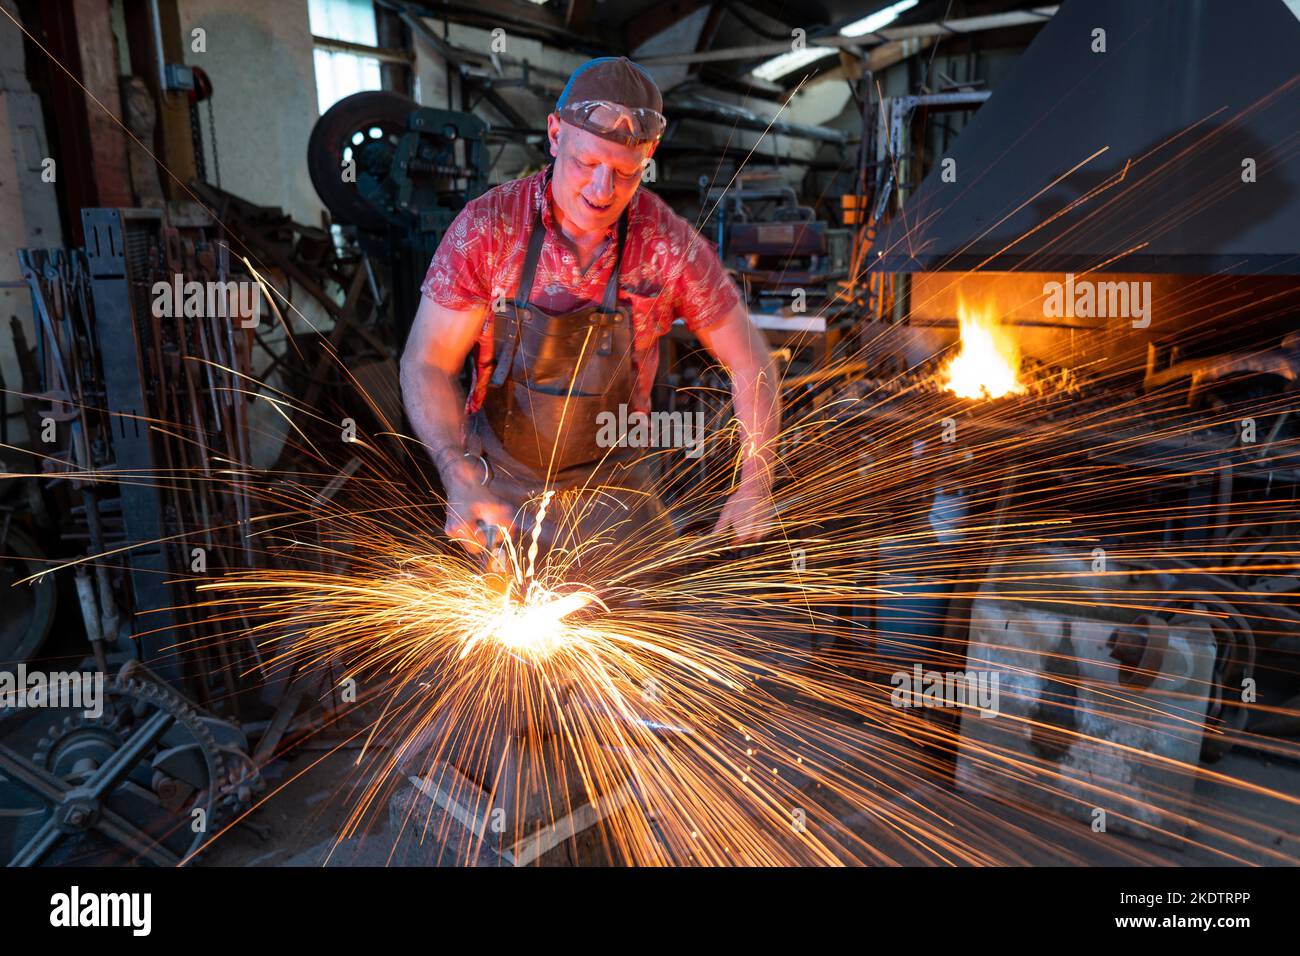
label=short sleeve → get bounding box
[420,201,493,310]
[671,227,744,333]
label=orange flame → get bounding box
[941,300,1026,400]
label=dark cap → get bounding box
[556,57,662,114]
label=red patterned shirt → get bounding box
[420,167,743,414]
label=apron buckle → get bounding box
[594,310,624,355]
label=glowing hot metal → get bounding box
[461,586,599,661]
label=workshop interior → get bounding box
[1,0,1299,876]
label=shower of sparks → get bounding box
[3,66,1300,866]
[152,337,1300,867]
[8,292,1300,865]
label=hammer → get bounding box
[476,519,510,597]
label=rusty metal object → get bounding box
[2,671,227,867]
[1144,334,1300,399]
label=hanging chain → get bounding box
[207,99,221,190]
[189,101,206,181]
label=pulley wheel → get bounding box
[308,90,418,231]
[0,524,56,664]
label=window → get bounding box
[309,0,383,114]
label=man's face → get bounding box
[547,115,654,235]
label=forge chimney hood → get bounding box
[871,0,1300,275]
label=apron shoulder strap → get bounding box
[513,203,548,308]
[491,202,545,389]
[598,210,630,315]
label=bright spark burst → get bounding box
[462,587,597,660]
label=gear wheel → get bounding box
[34,712,125,778]
[0,670,230,866]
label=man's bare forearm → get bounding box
[400,298,512,545]
[694,305,782,484]
[732,326,781,484]
[400,360,475,486]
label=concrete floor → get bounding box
[198,702,1300,867]
[9,615,1294,866]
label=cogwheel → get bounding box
[111,673,230,840]
[33,711,125,777]
[5,669,231,866]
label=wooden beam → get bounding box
[71,0,132,207]
[689,1,725,75]
[375,6,415,97]
[795,36,935,88]
[311,35,414,65]
[565,0,597,34]
[154,0,198,199]
[122,0,198,199]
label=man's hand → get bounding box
[714,470,778,543]
[442,456,514,552]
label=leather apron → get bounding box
[484,202,634,474]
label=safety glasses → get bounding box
[557,100,667,148]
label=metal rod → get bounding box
[148,0,167,92]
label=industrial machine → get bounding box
[307,91,489,339]
[0,90,494,867]
[701,179,850,317]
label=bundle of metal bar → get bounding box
[18,207,268,715]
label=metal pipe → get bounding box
[148,0,167,93]
[74,566,110,673]
[671,99,846,144]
